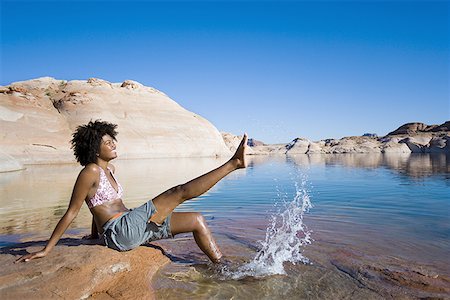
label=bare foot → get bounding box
[231,133,248,169]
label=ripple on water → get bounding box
[1,154,449,298]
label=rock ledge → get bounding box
[0,236,169,299]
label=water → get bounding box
[1,153,449,298]
[230,178,313,278]
[152,154,450,299]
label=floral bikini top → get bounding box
[86,167,124,209]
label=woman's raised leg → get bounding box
[170,212,222,262]
[149,134,248,225]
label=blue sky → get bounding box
[1,0,449,143]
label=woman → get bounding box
[16,120,247,263]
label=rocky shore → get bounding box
[223,121,450,155]
[0,234,169,299]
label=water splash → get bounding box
[227,176,313,278]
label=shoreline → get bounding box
[0,232,170,299]
[2,220,449,299]
[153,227,450,299]
[2,151,449,174]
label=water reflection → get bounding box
[0,157,230,235]
[0,154,448,236]
[274,153,450,179]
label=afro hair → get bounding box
[71,120,118,166]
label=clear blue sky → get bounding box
[1,0,449,143]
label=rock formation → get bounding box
[0,236,169,299]
[286,138,311,154]
[0,150,24,172]
[221,132,255,155]
[249,144,286,155]
[387,121,450,135]
[222,121,450,155]
[0,77,231,171]
[2,77,448,173]
[222,132,286,155]
[247,138,264,147]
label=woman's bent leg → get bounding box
[149,134,248,225]
[170,212,222,263]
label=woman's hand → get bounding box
[15,250,47,263]
[82,234,98,240]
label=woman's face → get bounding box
[98,134,117,161]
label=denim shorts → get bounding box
[102,200,172,251]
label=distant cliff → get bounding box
[223,121,450,155]
[0,77,231,172]
[387,121,450,135]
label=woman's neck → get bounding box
[96,159,109,171]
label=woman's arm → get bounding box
[15,166,98,263]
[91,216,99,239]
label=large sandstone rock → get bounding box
[247,138,264,147]
[221,132,254,155]
[307,141,325,154]
[0,150,24,172]
[387,121,450,136]
[221,133,285,155]
[0,79,74,166]
[433,121,450,132]
[283,138,326,154]
[328,137,381,154]
[286,138,310,154]
[382,140,412,154]
[0,236,169,299]
[250,144,286,155]
[426,135,450,153]
[399,135,433,153]
[388,122,436,135]
[0,77,231,168]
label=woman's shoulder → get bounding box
[74,164,101,186]
[81,163,101,177]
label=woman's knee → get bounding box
[193,213,208,232]
[166,184,186,203]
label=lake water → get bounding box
[1,153,449,298]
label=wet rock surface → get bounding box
[152,237,450,299]
[326,247,450,299]
[0,235,169,299]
